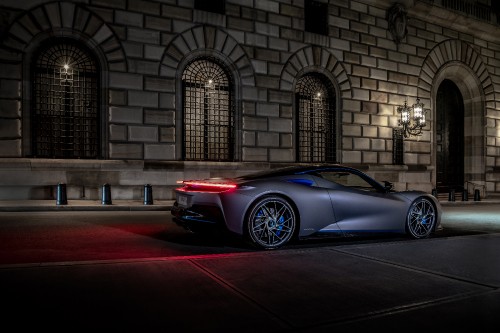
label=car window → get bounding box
[318,171,378,192]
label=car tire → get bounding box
[246,196,296,250]
[406,197,436,239]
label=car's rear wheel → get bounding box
[406,197,436,239]
[246,196,296,250]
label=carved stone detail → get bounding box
[387,3,408,44]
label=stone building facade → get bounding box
[0,0,499,201]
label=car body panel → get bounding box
[217,177,339,236]
[171,164,442,247]
[328,187,409,233]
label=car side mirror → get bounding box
[383,181,393,192]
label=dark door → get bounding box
[436,79,464,193]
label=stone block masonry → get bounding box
[0,0,498,199]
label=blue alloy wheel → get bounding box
[247,196,296,250]
[406,197,436,239]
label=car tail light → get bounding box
[176,180,237,193]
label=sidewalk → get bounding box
[0,199,175,212]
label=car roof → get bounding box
[237,164,357,180]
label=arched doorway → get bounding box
[436,79,464,193]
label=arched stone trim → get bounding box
[3,2,127,158]
[160,25,255,87]
[160,25,255,161]
[280,46,351,98]
[419,39,494,191]
[3,2,126,71]
[281,46,350,163]
[418,39,493,101]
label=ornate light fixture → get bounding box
[397,97,427,137]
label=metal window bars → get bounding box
[32,40,99,159]
[182,58,234,161]
[392,128,404,165]
[296,74,336,163]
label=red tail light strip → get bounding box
[177,180,237,193]
[182,181,237,189]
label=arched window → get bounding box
[32,39,100,158]
[182,58,234,161]
[296,73,336,163]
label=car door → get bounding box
[319,170,408,233]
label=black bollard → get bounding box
[448,189,455,202]
[102,183,112,205]
[144,184,153,205]
[462,190,468,201]
[56,183,68,205]
[431,188,437,197]
[474,189,481,201]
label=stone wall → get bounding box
[0,0,499,199]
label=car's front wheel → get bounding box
[406,197,436,239]
[246,196,296,250]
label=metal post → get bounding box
[448,188,455,202]
[474,189,481,201]
[101,183,112,205]
[462,190,468,201]
[56,183,68,205]
[144,184,153,205]
[431,188,437,197]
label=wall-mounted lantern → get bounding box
[397,97,427,138]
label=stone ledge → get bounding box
[0,158,145,170]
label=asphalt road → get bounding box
[0,205,497,265]
[0,211,251,265]
[1,204,499,331]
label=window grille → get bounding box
[296,74,336,163]
[442,0,490,22]
[393,128,404,165]
[32,39,99,158]
[182,59,234,161]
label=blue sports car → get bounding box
[171,165,441,250]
